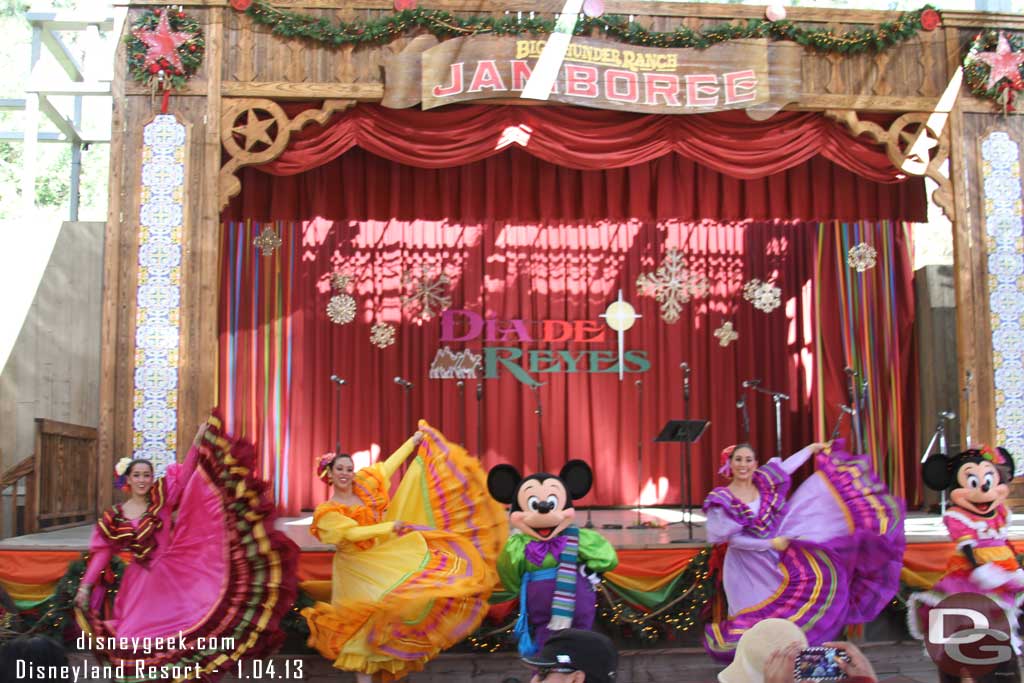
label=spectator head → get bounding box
[718,618,807,683]
[522,629,618,683]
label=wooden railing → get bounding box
[0,419,98,540]
[0,454,37,539]
[33,419,97,532]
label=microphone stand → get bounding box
[752,384,788,459]
[920,411,955,515]
[682,366,692,539]
[845,369,864,455]
[476,382,484,458]
[736,392,750,443]
[531,386,543,473]
[456,381,466,447]
[964,370,973,448]
[629,379,645,529]
[332,377,344,455]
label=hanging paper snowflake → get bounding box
[327,294,356,325]
[402,265,452,321]
[714,321,739,347]
[331,272,353,292]
[635,249,709,324]
[742,278,782,313]
[370,322,396,348]
[847,242,878,272]
[252,226,281,256]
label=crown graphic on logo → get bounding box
[429,346,483,379]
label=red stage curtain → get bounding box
[225,147,924,224]
[218,219,916,514]
[231,104,905,180]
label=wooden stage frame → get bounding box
[99,0,1024,512]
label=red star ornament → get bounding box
[133,11,191,73]
[975,33,1024,90]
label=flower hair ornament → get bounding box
[114,457,133,491]
[978,444,1008,465]
[317,452,336,483]
[718,445,736,477]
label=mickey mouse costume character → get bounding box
[908,445,1024,681]
[487,460,618,656]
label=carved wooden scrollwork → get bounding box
[825,109,953,221]
[219,98,356,211]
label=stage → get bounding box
[1,509,1021,611]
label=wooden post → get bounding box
[22,27,41,218]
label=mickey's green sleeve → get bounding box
[578,529,619,572]
[497,533,530,595]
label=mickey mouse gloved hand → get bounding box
[579,565,602,587]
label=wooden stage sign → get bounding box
[383,35,801,119]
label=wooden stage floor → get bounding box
[1,508,1018,551]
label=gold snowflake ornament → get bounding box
[253,227,281,256]
[714,321,739,347]
[327,294,356,325]
[847,242,878,272]
[742,278,782,314]
[370,322,396,348]
[635,249,709,324]
[402,265,452,321]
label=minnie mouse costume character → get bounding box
[487,461,618,656]
[909,445,1024,678]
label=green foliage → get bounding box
[125,8,205,91]
[964,31,1024,112]
[245,1,938,53]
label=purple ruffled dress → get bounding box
[702,440,906,662]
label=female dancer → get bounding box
[302,420,507,682]
[74,416,298,680]
[703,440,905,662]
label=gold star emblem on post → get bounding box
[233,109,276,151]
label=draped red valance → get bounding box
[254,104,905,181]
[225,105,925,224]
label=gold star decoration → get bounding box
[713,321,739,347]
[252,226,281,256]
[232,109,275,151]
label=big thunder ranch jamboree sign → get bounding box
[383,35,801,117]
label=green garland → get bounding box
[125,8,206,90]
[245,1,939,54]
[963,31,1024,112]
[20,556,127,640]
[465,547,718,652]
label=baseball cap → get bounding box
[522,630,618,683]
[718,618,808,683]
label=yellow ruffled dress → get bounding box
[301,420,507,680]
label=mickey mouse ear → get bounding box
[487,464,522,505]
[922,454,953,491]
[560,460,593,500]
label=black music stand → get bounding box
[656,419,709,541]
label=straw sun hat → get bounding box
[718,619,808,683]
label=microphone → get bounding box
[839,404,855,415]
[742,379,761,388]
[680,362,690,373]
[636,379,643,387]
[456,380,465,388]
[941,411,956,420]
[394,376,413,389]
[736,395,746,409]
[329,375,346,385]
[476,382,483,400]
